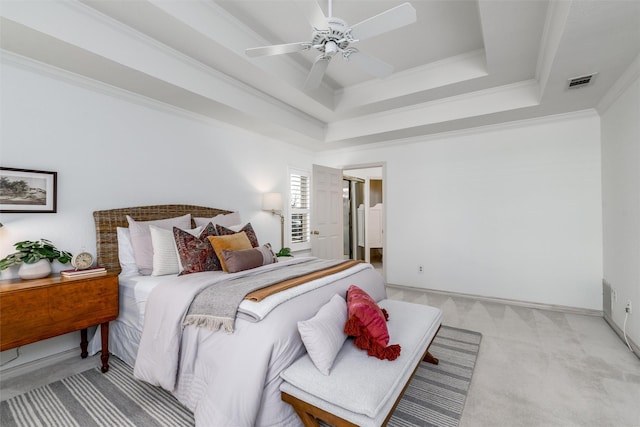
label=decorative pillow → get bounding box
[126,214,191,275]
[207,232,253,272]
[149,225,202,276]
[194,212,241,228]
[221,243,277,273]
[116,227,138,276]
[344,285,401,361]
[298,294,349,375]
[215,223,259,248]
[174,223,220,275]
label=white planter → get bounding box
[18,259,52,280]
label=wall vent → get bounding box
[567,73,597,89]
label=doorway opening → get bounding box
[342,165,384,276]
[343,176,364,261]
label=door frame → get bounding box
[341,162,386,280]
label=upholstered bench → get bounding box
[280,299,442,427]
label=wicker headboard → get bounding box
[93,204,233,274]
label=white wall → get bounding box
[0,61,314,369]
[0,57,615,370]
[600,73,640,347]
[319,112,603,310]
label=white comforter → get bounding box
[133,257,387,427]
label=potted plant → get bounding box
[0,239,72,279]
[276,247,292,257]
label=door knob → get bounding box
[312,230,320,235]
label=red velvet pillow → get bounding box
[344,285,401,360]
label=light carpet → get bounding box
[1,325,481,427]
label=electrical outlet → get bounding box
[418,265,424,274]
[626,300,632,314]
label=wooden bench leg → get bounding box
[292,407,321,427]
[423,350,439,365]
[282,392,358,427]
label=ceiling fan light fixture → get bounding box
[324,41,339,57]
[244,0,417,91]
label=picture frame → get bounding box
[0,167,57,213]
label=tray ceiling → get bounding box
[1,0,639,150]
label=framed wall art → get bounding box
[0,167,57,213]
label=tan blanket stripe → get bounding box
[244,260,362,302]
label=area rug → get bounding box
[388,325,482,427]
[0,325,481,427]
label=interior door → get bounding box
[311,164,343,259]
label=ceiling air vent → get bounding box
[567,73,597,89]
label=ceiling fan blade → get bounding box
[347,50,394,78]
[304,56,331,91]
[245,42,309,58]
[295,0,327,29]
[350,2,416,41]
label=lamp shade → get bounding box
[262,192,283,211]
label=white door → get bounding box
[311,164,343,259]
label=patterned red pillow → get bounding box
[174,222,221,274]
[344,285,401,360]
[215,223,260,248]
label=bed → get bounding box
[87,204,387,427]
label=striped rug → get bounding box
[388,325,482,427]
[1,325,480,427]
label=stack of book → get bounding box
[60,266,107,278]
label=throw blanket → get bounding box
[245,259,361,301]
[183,259,357,333]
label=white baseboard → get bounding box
[0,348,80,381]
[386,283,603,317]
[603,313,640,360]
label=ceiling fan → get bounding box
[245,0,417,91]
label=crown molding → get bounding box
[0,50,317,154]
[320,108,599,155]
[596,53,640,114]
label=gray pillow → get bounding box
[126,214,191,275]
[221,243,277,273]
[297,294,349,375]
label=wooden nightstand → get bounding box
[0,272,119,372]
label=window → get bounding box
[289,169,310,249]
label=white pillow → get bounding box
[297,294,348,375]
[194,212,241,228]
[126,214,191,275]
[149,225,202,276]
[116,227,138,276]
[228,223,246,232]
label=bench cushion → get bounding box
[280,300,442,425]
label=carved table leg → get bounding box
[100,322,110,373]
[80,328,88,358]
[423,351,439,365]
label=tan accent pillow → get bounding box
[207,232,252,272]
